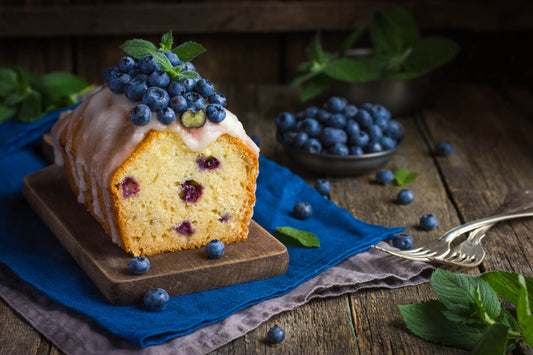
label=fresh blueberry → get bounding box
[343,104,358,119]
[143,87,170,111]
[181,62,196,72]
[131,72,148,83]
[169,95,188,113]
[326,113,347,129]
[148,71,170,88]
[302,138,322,154]
[143,288,169,312]
[315,178,331,196]
[375,169,394,185]
[320,127,347,147]
[384,120,404,140]
[267,325,285,345]
[205,104,226,123]
[300,118,321,137]
[194,78,215,98]
[350,131,369,148]
[130,104,152,125]
[128,256,150,274]
[118,56,136,73]
[380,136,396,150]
[349,146,364,156]
[368,125,383,141]
[125,81,148,102]
[157,107,176,124]
[361,103,374,112]
[208,92,227,107]
[392,234,414,250]
[293,202,312,220]
[315,109,331,124]
[182,78,199,92]
[168,81,187,97]
[435,141,454,157]
[180,108,206,128]
[366,142,383,153]
[103,66,118,84]
[371,104,391,121]
[138,55,160,74]
[108,72,131,94]
[164,51,183,67]
[296,111,306,121]
[420,213,438,231]
[328,143,349,156]
[305,106,319,118]
[324,96,345,113]
[355,109,373,130]
[205,239,225,259]
[277,130,296,145]
[397,189,414,205]
[292,131,309,148]
[184,91,206,110]
[374,117,389,131]
[345,120,360,139]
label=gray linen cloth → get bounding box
[0,242,433,354]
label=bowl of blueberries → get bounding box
[276,97,404,176]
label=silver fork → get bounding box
[372,189,533,267]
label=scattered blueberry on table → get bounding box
[420,213,438,231]
[392,234,414,250]
[397,189,415,205]
[293,202,313,220]
[375,169,394,185]
[276,97,403,156]
[205,239,225,259]
[128,256,150,274]
[434,141,454,157]
[314,178,331,197]
[143,288,170,312]
[267,325,286,345]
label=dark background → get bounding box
[0,0,531,89]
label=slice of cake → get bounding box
[51,33,259,256]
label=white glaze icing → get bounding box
[51,86,259,245]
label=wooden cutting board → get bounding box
[22,165,289,305]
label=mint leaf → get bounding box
[480,271,533,309]
[160,30,173,51]
[18,89,42,123]
[149,50,174,73]
[307,32,327,65]
[275,227,320,248]
[0,67,18,96]
[385,7,420,50]
[400,37,459,77]
[369,11,403,56]
[394,169,419,186]
[300,74,332,101]
[497,309,519,331]
[3,91,25,106]
[517,274,533,346]
[172,41,206,62]
[0,105,16,124]
[176,71,199,81]
[323,57,387,82]
[290,70,320,87]
[339,27,367,57]
[471,323,509,355]
[399,300,487,349]
[120,39,158,59]
[40,72,87,100]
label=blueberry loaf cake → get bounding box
[51,35,259,256]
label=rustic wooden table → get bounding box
[1,83,532,354]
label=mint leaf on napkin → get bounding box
[394,169,418,186]
[275,227,320,248]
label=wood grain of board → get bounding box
[22,165,289,306]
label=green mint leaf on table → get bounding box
[517,274,533,346]
[172,41,206,62]
[0,105,16,124]
[275,227,320,248]
[0,68,18,96]
[393,169,419,186]
[120,39,158,59]
[160,30,173,51]
[399,300,487,349]
[40,72,88,100]
[480,270,533,309]
[471,323,509,355]
[18,89,42,123]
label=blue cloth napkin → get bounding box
[0,107,403,347]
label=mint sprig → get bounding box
[399,269,533,353]
[275,227,320,248]
[0,66,91,124]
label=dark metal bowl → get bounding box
[283,141,402,176]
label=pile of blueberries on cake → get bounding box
[276,97,404,156]
[103,53,226,127]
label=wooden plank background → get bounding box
[0,0,531,87]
